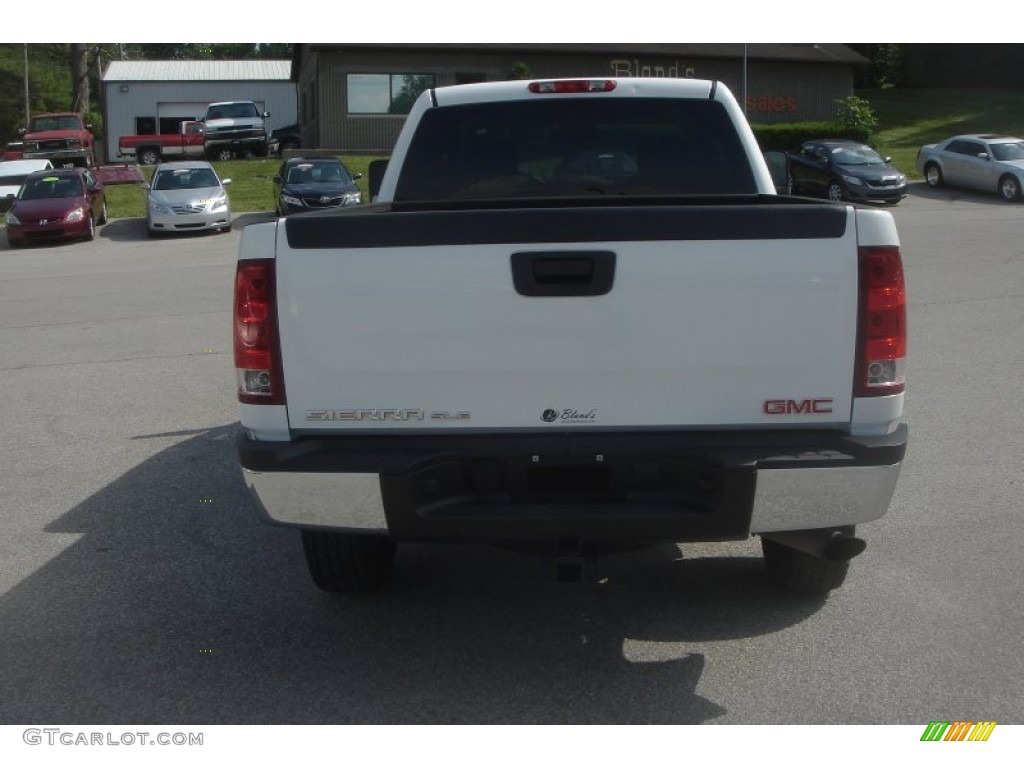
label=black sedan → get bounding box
[273,157,362,216]
[789,139,907,204]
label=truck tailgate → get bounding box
[274,202,859,432]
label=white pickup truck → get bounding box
[234,77,908,595]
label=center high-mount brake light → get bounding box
[234,259,285,405]
[855,245,907,397]
[528,79,617,94]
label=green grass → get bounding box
[862,88,1024,178]
[104,155,387,219]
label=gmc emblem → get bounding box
[763,398,834,415]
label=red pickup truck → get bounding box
[20,113,95,168]
[118,121,205,165]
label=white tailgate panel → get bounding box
[277,227,859,431]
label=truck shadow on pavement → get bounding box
[0,424,828,725]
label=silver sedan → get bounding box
[916,134,1024,201]
[146,161,232,236]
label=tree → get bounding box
[0,44,71,141]
[388,74,434,115]
[872,44,904,89]
[71,43,89,114]
[133,43,292,60]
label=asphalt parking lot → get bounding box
[0,183,1022,728]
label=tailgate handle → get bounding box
[511,251,616,297]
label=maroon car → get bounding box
[5,168,107,247]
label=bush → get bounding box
[509,61,532,80]
[833,95,878,135]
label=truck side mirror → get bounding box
[369,159,389,199]
[762,150,791,195]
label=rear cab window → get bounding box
[394,98,757,202]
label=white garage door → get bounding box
[157,102,210,122]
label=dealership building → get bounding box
[291,43,869,153]
[100,60,297,163]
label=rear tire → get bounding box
[302,531,396,594]
[212,148,234,162]
[761,537,850,594]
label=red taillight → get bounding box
[234,259,284,405]
[856,246,907,397]
[528,79,617,94]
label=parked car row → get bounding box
[8,130,1024,250]
[1,152,367,248]
[779,133,1024,206]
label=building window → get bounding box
[134,117,156,135]
[159,117,188,135]
[347,73,436,116]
